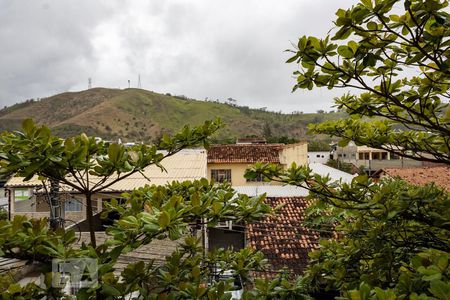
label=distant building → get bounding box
[5,149,207,225]
[331,142,422,171]
[308,151,330,164]
[207,142,308,186]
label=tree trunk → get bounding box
[49,179,61,230]
[86,192,96,247]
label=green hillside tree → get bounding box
[246,0,450,298]
[0,119,221,247]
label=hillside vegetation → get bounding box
[0,88,344,144]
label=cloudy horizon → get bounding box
[0,0,356,113]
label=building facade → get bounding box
[6,149,207,224]
[207,142,308,186]
[332,142,423,170]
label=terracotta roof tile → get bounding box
[246,197,321,278]
[383,166,450,190]
[207,144,284,164]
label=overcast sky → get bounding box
[0,0,357,113]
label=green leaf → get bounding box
[108,143,121,163]
[338,45,354,58]
[367,21,378,30]
[22,118,35,135]
[158,211,170,228]
[348,41,359,53]
[286,54,299,63]
[337,139,350,147]
[429,280,450,300]
[102,284,122,296]
[212,202,223,214]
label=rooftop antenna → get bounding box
[138,74,142,89]
[128,79,130,89]
[88,77,92,89]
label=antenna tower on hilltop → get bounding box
[138,74,142,89]
[88,77,92,89]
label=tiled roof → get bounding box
[382,166,450,190]
[246,197,321,277]
[5,149,207,192]
[207,144,284,164]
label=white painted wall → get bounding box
[308,151,330,164]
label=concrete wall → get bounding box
[280,142,308,166]
[356,158,423,169]
[207,163,281,186]
[308,152,330,164]
[9,188,106,224]
[333,144,423,170]
[207,143,307,186]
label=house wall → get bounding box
[279,142,308,166]
[9,188,106,225]
[308,151,330,164]
[334,144,423,170]
[0,188,7,209]
[356,158,423,169]
[207,163,281,186]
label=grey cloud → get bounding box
[0,0,356,112]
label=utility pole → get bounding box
[88,78,92,89]
[138,74,142,89]
[128,80,130,89]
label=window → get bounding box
[211,169,231,183]
[14,189,30,201]
[359,153,370,160]
[65,198,83,212]
[316,154,320,158]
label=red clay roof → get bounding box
[207,144,284,164]
[246,197,321,277]
[382,166,450,190]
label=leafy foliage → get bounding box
[245,0,450,298]
[246,161,450,298]
[0,207,7,221]
[286,0,450,164]
[0,180,276,299]
[0,118,222,246]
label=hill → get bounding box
[0,88,344,146]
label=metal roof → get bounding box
[309,163,356,183]
[5,149,207,192]
[233,185,309,197]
